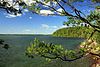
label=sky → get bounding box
[0,11,67,34]
[0,0,99,34]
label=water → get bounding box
[0,35,90,67]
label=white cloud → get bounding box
[40,10,54,16]
[24,9,29,12]
[22,29,34,34]
[41,24,59,29]
[41,24,49,29]
[51,26,58,29]
[17,14,22,16]
[29,16,32,19]
[13,3,19,10]
[24,29,31,32]
[57,8,63,12]
[60,25,68,28]
[6,14,16,18]
[41,24,59,34]
[5,14,22,18]
[23,0,36,6]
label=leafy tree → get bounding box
[52,26,94,38]
[25,38,100,62]
[26,38,85,62]
[0,0,100,64]
[0,39,9,50]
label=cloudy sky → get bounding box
[0,0,98,34]
[0,11,67,34]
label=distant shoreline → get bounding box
[0,34,85,40]
[0,34,51,36]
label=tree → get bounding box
[0,39,9,50]
[26,38,85,62]
[0,0,100,64]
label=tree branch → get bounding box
[35,1,63,15]
[60,54,84,62]
[88,29,97,39]
[55,0,77,17]
[89,52,100,57]
[62,0,86,17]
[59,0,100,31]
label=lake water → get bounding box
[0,35,91,67]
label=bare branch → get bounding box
[62,0,86,17]
[55,0,77,17]
[88,29,96,39]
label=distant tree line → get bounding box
[52,26,93,38]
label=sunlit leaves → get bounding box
[53,26,94,38]
[92,0,100,3]
[95,6,100,9]
[86,9,100,41]
[80,39,100,54]
[87,10,100,23]
[26,38,86,61]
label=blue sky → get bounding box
[0,11,67,34]
[0,0,99,34]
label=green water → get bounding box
[0,35,91,67]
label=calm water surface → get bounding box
[0,35,90,67]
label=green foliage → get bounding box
[53,26,94,38]
[64,10,100,27]
[92,0,100,2]
[53,26,100,44]
[0,39,9,50]
[87,10,100,25]
[0,0,99,63]
[26,38,85,61]
[0,0,99,16]
[95,6,100,9]
[86,10,100,43]
[80,39,100,54]
[63,17,83,26]
[95,32,100,44]
[53,10,100,43]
